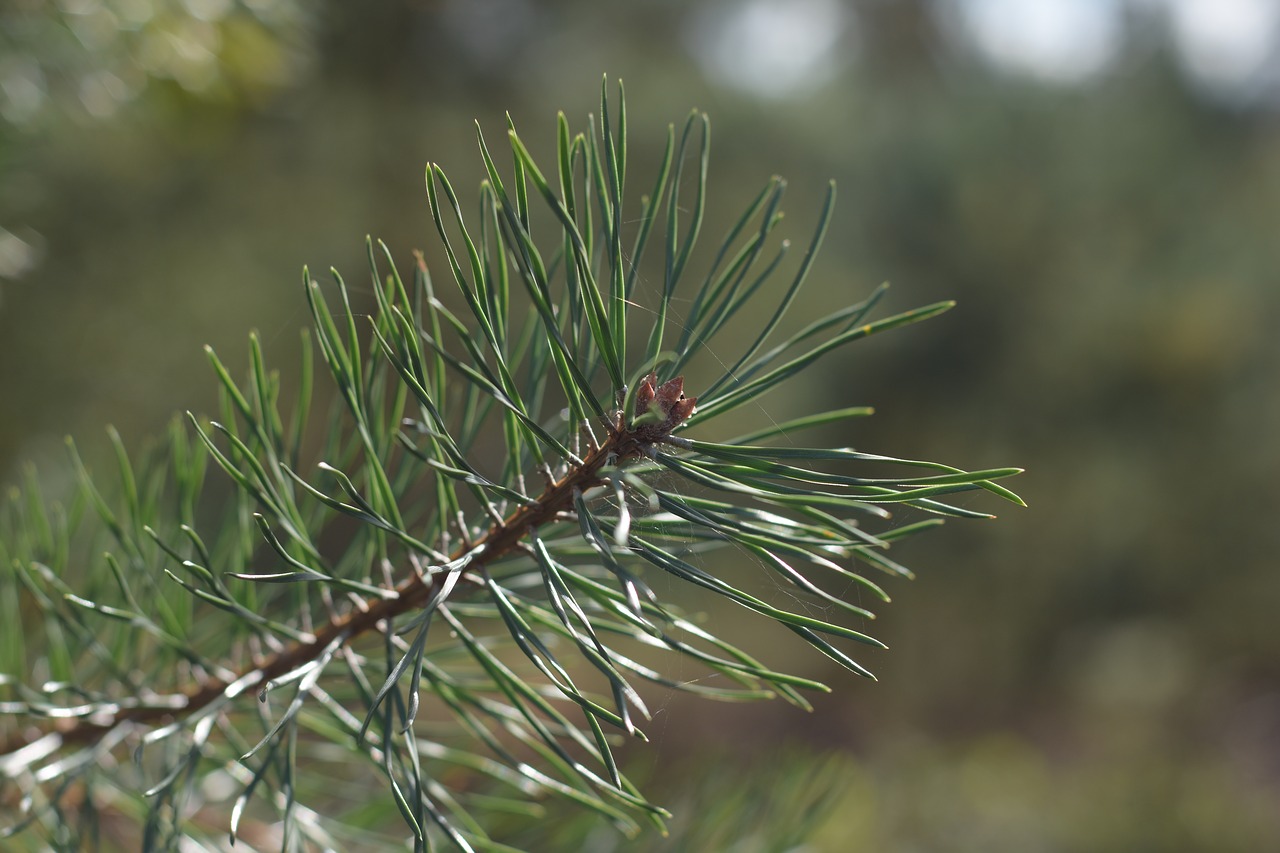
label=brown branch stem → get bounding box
[1,422,654,763]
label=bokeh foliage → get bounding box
[3,1,1280,850]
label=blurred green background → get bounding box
[4,0,1280,850]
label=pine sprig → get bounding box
[0,77,1022,850]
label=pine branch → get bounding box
[1,77,1022,850]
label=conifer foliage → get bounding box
[0,79,1022,850]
